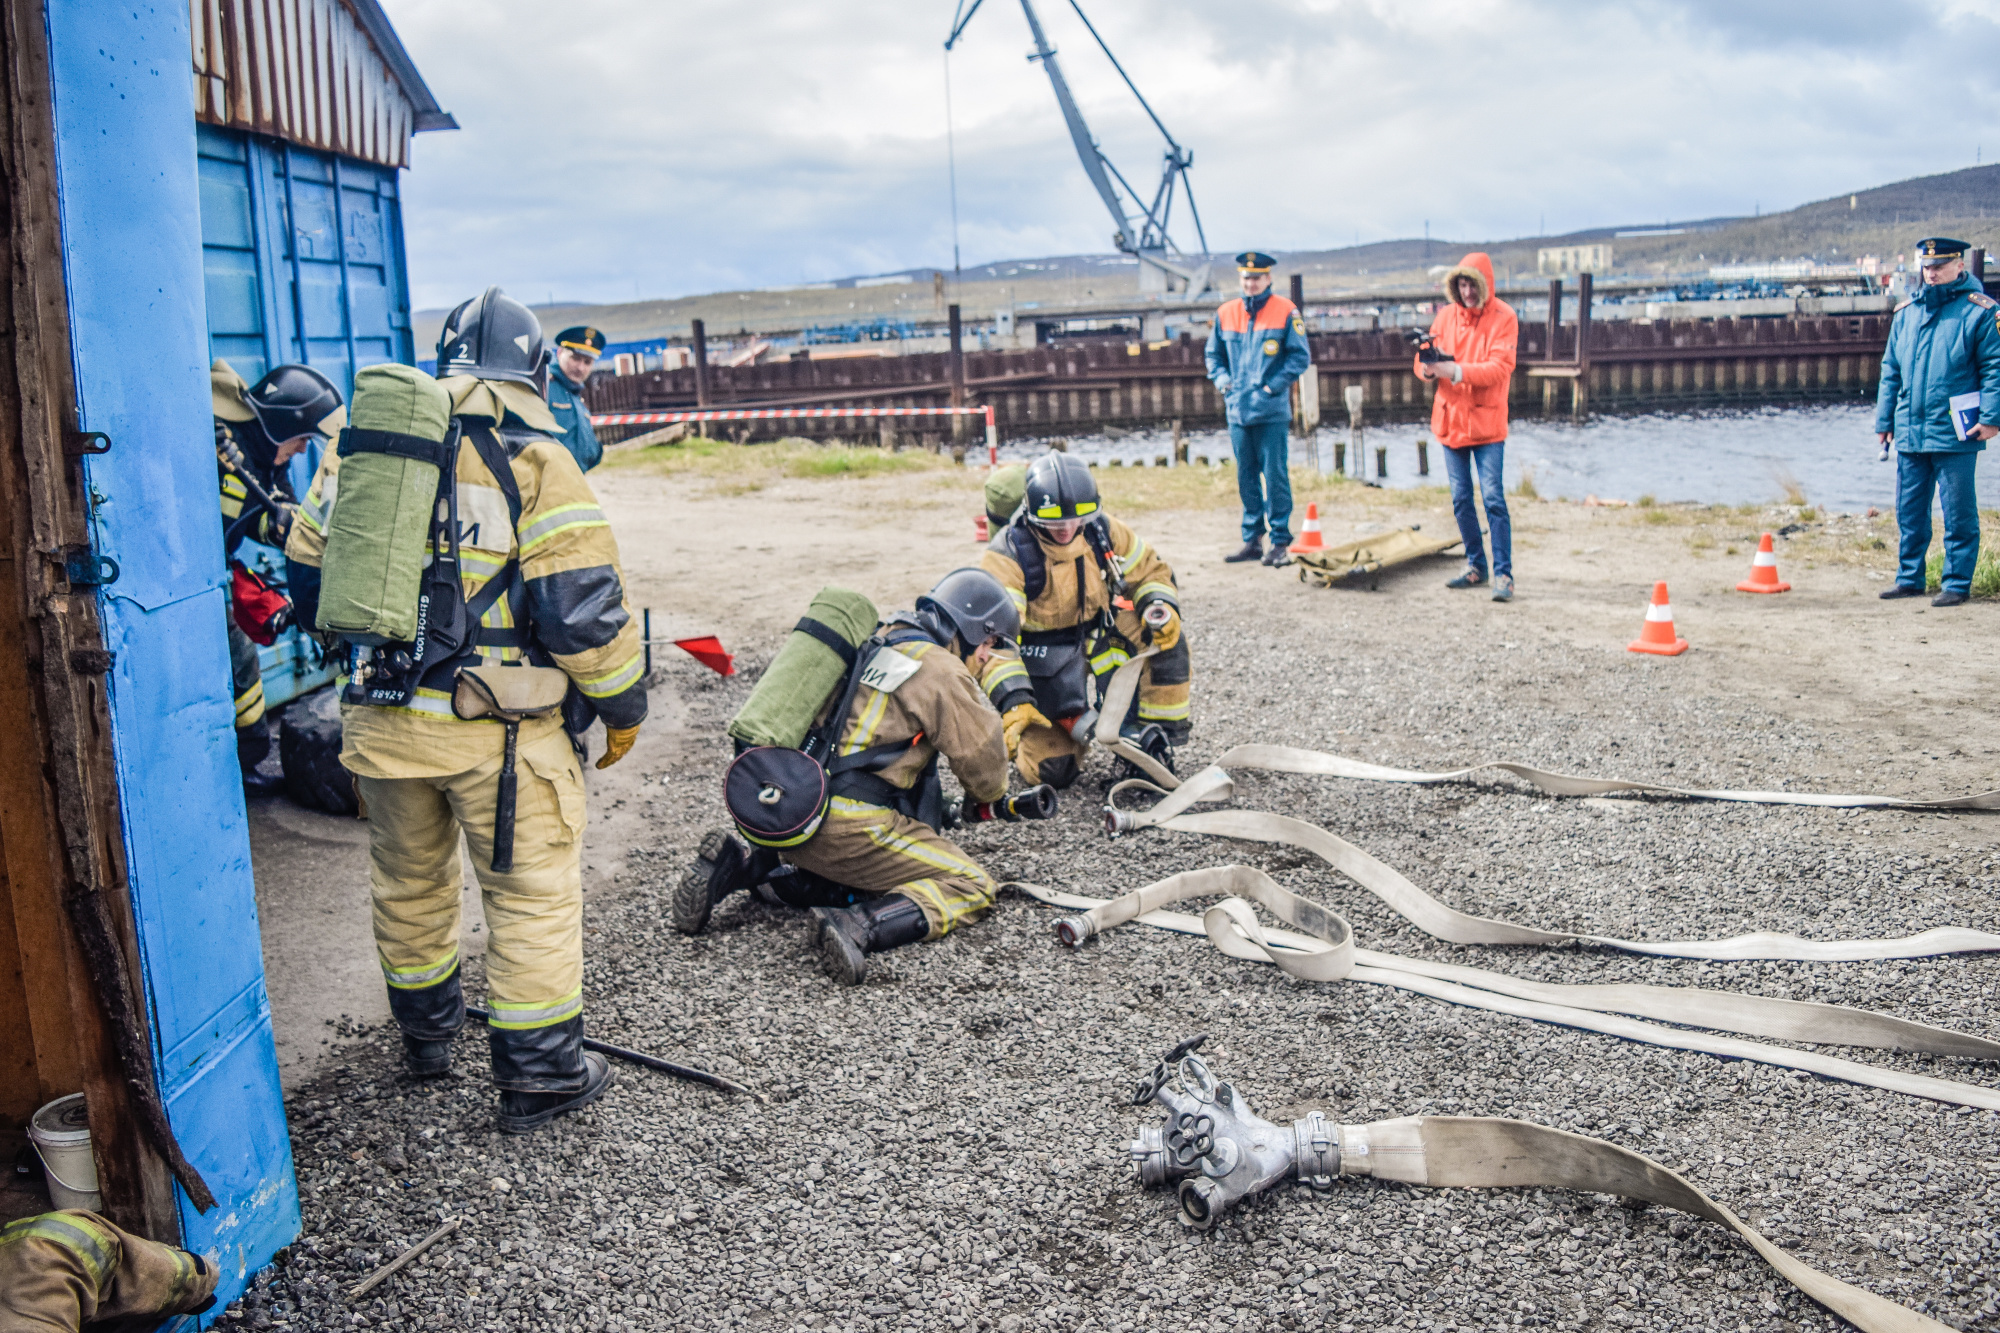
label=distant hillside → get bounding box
[417,164,2000,347]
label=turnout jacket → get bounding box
[976,514,1177,711]
[286,376,647,772]
[1874,271,2000,453]
[826,632,1008,805]
[545,367,604,472]
[1204,291,1311,426]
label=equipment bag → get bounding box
[315,365,455,645]
[1019,627,1095,720]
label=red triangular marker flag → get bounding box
[674,635,735,676]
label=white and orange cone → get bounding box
[1292,502,1326,553]
[1735,532,1790,594]
[1627,581,1689,656]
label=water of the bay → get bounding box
[993,403,2000,514]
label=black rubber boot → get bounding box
[387,966,464,1078]
[491,1017,613,1134]
[811,895,930,987]
[1223,538,1264,563]
[402,1035,455,1079]
[674,829,769,934]
[1262,542,1292,568]
[497,1052,613,1134]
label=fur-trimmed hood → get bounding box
[1442,252,1495,310]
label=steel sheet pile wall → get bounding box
[588,314,1890,441]
[190,0,419,169]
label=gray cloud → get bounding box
[384,0,2000,309]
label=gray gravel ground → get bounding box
[221,573,1999,1333]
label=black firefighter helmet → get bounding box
[914,567,1020,655]
[1023,451,1100,528]
[244,364,342,444]
[436,286,548,388]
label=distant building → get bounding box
[1538,244,1612,275]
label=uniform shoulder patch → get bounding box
[858,644,925,694]
[1291,315,1306,334]
[1969,292,1997,308]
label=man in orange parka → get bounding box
[1414,251,1518,601]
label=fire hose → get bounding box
[1011,654,2000,1106]
[1127,1038,1953,1333]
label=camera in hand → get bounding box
[1404,329,1456,365]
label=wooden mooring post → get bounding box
[1344,383,1364,479]
[947,303,967,461]
[1574,271,1594,418]
[691,318,711,410]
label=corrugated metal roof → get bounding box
[190,0,455,170]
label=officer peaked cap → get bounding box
[555,326,607,355]
[1916,237,1970,265]
[1235,251,1276,273]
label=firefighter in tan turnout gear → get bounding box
[677,569,1054,985]
[0,1209,219,1331]
[979,451,1191,788]
[286,288,646,1133]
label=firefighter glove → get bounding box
[1001,703,1051,760]
[596,724,640,769]
[1142,604,1182,652]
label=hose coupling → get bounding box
[1052,915,1096,948]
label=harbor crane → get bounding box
[945,0,1213,297]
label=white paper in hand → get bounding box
[1949,391,1982,441]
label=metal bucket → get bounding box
[27,1094,102,1212]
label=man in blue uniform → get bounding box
[1874,237,2000,607]
[1205,251,1312,566]
[546,324,606,471]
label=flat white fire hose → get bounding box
[1027,656,2000,1107]
[1047,657,1990,1330]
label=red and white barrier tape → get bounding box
[589,404,999,465]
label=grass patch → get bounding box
[1924,538,2000,596]
[1635,494,1656,508]
[1642,507,1676,525]
[602,435,969,495]
[1511,468,1540,500]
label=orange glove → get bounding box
[595,724,640,769]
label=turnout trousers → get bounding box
[1014,608,1192,786]
[227,614,267,770]
[0,1210,216,1330]
[344,709,592,1090]
[1895,449,1981,595]
[782,796,998,940]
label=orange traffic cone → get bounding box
[1735,532,1790,593]
[1626,581,1688,656]
[1292,502,1326,553]
[975,513,989,543]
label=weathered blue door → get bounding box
[45,1,297,1310]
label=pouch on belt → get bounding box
[452,663,570,872]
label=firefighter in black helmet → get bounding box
[677,568,1026,986]
[976,451,1190,789]
[212,360,344,791]
[286,287,647,1133]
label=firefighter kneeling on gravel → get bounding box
[287,288,647,1133]
[978,451,1189,788]
[676,570,1053,985]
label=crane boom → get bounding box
[943,0,1211,295]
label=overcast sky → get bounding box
[382,0,2000,310]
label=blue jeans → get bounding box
[1442,441,1511,579]
[1895,450,1981,594]
[1229,420,1293,546]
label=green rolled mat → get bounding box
[316,365,455,646]
[728,587,879,750]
